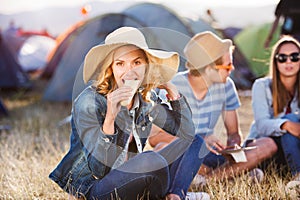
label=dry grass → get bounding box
[0,83,297,199]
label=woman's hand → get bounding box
[281,121,300,138]
[203,134,226,155]
[103,86,133,134]
[158,81,180,101]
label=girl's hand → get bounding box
[106,86,133,117]
[158,81,180,101]
[103,86,133,134]
[281,121,300,138]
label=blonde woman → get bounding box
[49,27,207,200]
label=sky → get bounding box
[0,0,280,14]
[0,0,280,36]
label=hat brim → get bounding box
[185,40,232,70]
[83,43,179,85]
[184,31,233,70]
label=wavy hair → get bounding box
[95,45,153,102]
[269,35,300,116]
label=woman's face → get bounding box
[112,45,147,88]
[276,43,300,78]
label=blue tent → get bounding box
[123,3,253,89]
[43,3,254,102]
[41,21,86,78]
[0,98,8,117]
[0,33,31,89]
[43,13,145,102]
[123,2,217,71]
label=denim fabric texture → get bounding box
[49,85,200,199]
[281,113,300,176]
[249,77,300,138]
[87,135,205,200]
[202,151,226,169]
[249,77,300,177]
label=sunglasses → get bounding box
[215,64,234,71]
[275,52,300,63]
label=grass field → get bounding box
[0,81,297,199]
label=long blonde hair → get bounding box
[269,35,300,116]
[95,45,153,102]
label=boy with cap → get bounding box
[149,31,278,184]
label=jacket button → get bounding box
[104,138,110,142]
[149,116,153,122]
[142,127,145,131]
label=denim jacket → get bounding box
[248,77,300,139]
[49,85,194,197]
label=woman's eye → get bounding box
[116,62,123,66]
[135,61,141,65]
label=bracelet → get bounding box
[166,93,181,102]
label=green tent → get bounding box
[234,22,281,78]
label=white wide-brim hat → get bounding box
[83,27,179,85]
[184,31,232,70]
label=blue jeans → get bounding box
[87,135,205,200]
[280,113,300,176]
[202,152,226,169]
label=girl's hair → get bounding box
[95,45,152,102]
[269,35,300,116]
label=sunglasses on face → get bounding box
[275,52,300,63]
[215,64,234,71]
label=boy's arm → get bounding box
[223,110,243,146]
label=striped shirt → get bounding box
[161,71,240,137]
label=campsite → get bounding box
[1,81,294,199]
[0,0,298,199]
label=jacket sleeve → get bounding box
[151,93,195,142]
[252,79,288,137]
[72,89,119,168]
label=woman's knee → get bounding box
[255,137,278,157]
[142,151,169,167]
[125,151,169,174]
[283,113,299,122]
[281,133,300,146]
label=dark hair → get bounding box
[269,35,300,116]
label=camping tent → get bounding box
[123,2,195,37]
[0,33,31,89]
[2,27,26,60]
[43,3,256,102]
[123,2,217,71]
[124,3,254,88]
[17,35,56,72]
[41,21,86,78]
[43,13,145,102]
[0,99,8,117]
[43,7,215,102]
[234,22,281,78]
[221,27,256,89]
[186,17,218,36]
